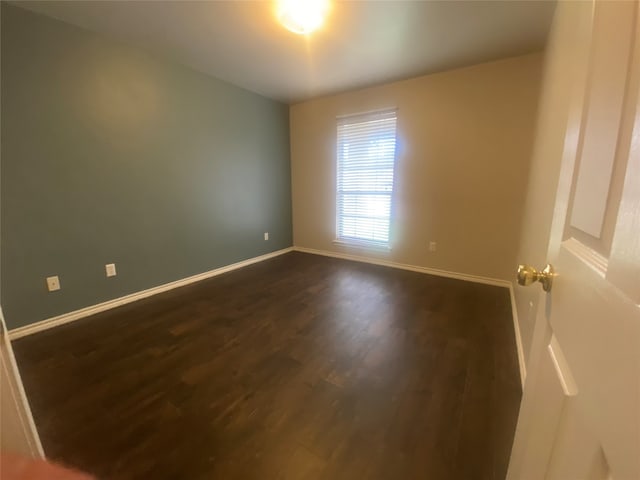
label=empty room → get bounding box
[1,1,639,479]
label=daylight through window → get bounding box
[336,109,397,248]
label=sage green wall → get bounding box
[1,4,292,329]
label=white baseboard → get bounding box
[8,247,294,340]
[292,245,527,390]
[9,244,528,391]
[292,246,511,288]
[508,284,527,390]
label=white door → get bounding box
[508,1,640,479]
[0,309,43,459]
[0,0,44,464]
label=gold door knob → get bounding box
[517,264,555,292]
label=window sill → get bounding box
[333,239,392,252]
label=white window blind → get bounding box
[336,109,397,248]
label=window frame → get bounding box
[334,108,398,250]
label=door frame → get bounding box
[1,309,44,458]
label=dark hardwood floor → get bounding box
[13,252,521,479]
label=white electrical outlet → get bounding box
[429,241,437,252]
[46,276,60,292]
[105,263,117,277]
[264,232,269,241]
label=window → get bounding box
[336,109,397,248]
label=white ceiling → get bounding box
[17,1,556,104]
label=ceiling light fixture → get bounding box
[276,0,330,35]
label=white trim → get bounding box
[332,239,391,252]
[8,244,528,392]
[293,246,511,287]
[293,246,527,390]
[336,107,398,119]
[548,335,577,396]
[8,248,294,340]
[1,309,45,458]
[508,284,527,390]
[563,237,608,277]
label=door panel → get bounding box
[508,1,640,479]
[569,0,635,239]
[0,311,43,458]
[607,65,640,303]
[551,244,640,478]
[545,400,611,480]
[515,343,573,479]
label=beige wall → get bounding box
[290,53,543,281]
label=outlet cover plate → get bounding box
[105,263,117,277]
[46,276,60,292]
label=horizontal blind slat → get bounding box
[336,109,397,246]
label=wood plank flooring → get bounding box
[12,252,522,479]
